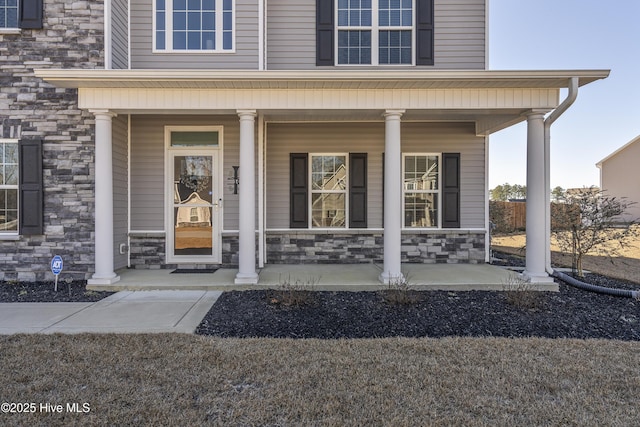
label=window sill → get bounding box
[0,234,20,241]
[0,28,21,35]
[151,49,236,55]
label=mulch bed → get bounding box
[0,281,114,303]
[196,254,640,340]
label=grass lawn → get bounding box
[1,334,639,426]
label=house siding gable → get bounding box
[600,139,640,222]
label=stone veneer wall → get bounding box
[128,231,485,268]
[129,234,241,269]
[0,1,104,281]
[266,231,486,264]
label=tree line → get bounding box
[490,183,566,202]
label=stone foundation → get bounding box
[401,232,486,264]
[266,230,486,264]
[129,233,240,269]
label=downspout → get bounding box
[542,78,638,298]
[544,77,579,275]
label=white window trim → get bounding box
[164,126,224,264]
[335,0,415,66]
[0,1,19,32]
[402,153,442,229]
[309,153,349,229]
[152,0,236,54]
[0,139,19,237]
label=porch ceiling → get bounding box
[35,69,609,90]
[35,68,609,136]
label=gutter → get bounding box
[543,77,579,274]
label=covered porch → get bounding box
[86,263,556,292]
[35,69,609,288]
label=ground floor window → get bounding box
[0,1,19,29]
[403,153,440,228]
[0,140,18,233]
[311,154,347,228]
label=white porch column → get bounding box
[523,111,553,283]
[235,110,259,285]
[88,110,120,285]
[379,109,405,284]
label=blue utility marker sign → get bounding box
[51,255,63,275]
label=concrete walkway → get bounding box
[0,290,221,335]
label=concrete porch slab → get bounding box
[92,263,557,292]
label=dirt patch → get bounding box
[492,233,640,285]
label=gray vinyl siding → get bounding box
[130,115,241,232]
[266,123,385,229]
[266,122,485,229]
[434,0,486,69]
[402,122,486,228]
[113,115,129,269]
[266,0,486,70]
[266,0,316,70]
[111,0,129,69]
[130,0,259,69]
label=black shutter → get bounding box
[349,153,367,228]
[316,0,334,66]
[290,153,308,228]
[442,153,460,228]
[19,139,44,235]
[416,0,434,65]
[20,0,44,29]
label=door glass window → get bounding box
[173,155,214,256]
[171,131,219,147]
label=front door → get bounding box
[166,127,222,264]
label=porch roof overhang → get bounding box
[35,69,609,136]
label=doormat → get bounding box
[170,268,219,274]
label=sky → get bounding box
[488,0,640,190]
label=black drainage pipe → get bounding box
[551,270,639,299]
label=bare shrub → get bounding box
[503,274,542,310]
[268,275,319,307]
[551,187,639,277]
[381,275,422,305]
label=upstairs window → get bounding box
[0,0,19,28]
[154,0,235,52]
[337,0,414,65]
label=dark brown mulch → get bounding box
[0,281,114,303]
[195,283,640,340]
[196,253,640,342]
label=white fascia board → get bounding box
[34,69,611,90]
